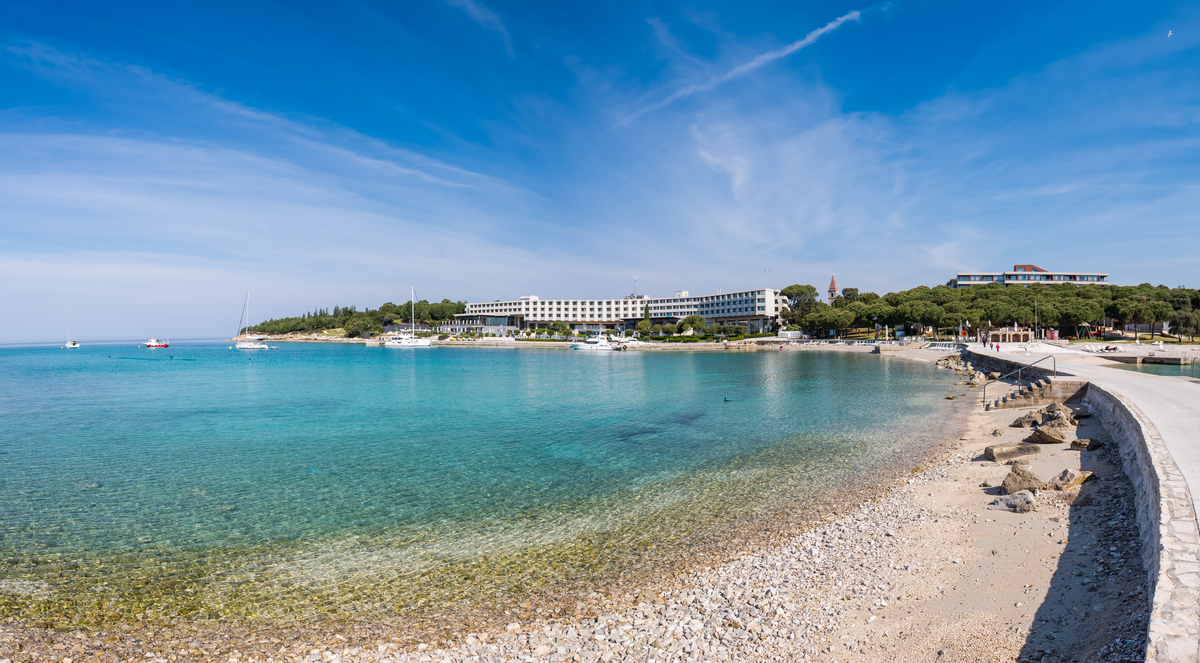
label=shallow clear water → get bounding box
[1112,360,1196,377]
[0,342,957,625]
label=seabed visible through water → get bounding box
[0,343,966,636]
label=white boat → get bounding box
[572,335,615,351]
[385,287,433,348]
[234,292,269,349]
[384,334,432,347]
[65,305,80,349]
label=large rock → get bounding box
[1011,413,1040,428]
[1000,465,1045,494]
[1039,403,1078,426]
[1026,420,1076,444]
[936,354,968,371]
[1071,438,1104,451]
[985,443,1042,463]
[1007,490,1037,513]
[1046,469,1093,491]
[988,490,1037,513]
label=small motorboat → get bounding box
[145,338,169,348]
[571,335,615,351]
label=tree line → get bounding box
[778,282,1200,341]
[250,299,467,337]
[246,282,1200,342]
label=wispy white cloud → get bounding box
[3,42,487,189]
[623,9,863,124]
[444,0,515,58]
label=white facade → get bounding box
[457,288,788,332]
[953,264,1109,289]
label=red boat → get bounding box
[145,338,169,348]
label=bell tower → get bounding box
[828,274,839,305]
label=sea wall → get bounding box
[961,349,1062,382]
[1083,384,1200,663]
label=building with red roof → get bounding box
[953,264,1109,289]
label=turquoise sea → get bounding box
[1113,361,1197,377]
[0,342,958,627]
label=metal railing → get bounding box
[981,354,1058,409]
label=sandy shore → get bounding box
[0,350,1147,662]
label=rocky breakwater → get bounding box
[983,403,1104,516]
[935,353,993,387]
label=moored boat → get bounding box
[65,305,81,348]
[384,333,432,347]
[234,292,269,349]
[145,338,169,348]
[385,287,433,348]
[571,335,614,351]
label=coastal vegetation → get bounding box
[781,282,1200,341]
[246,283,1200,343]
[249,299,466,337]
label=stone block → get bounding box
[984,443,1041,463]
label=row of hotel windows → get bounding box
[958,275,1105,282]
[469,291,776,314]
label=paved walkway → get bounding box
[972,345,1200,504]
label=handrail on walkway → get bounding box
[981,353,1057,408]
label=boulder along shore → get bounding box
[0,350,1146,662]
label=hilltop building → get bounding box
[446,288,789,335]
[952,264,1109,289]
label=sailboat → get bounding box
[385,287,433,348]
[235,292,269,350]
[65,305,80,349]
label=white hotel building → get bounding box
[952,264,1109,288]
[447,288,789,335]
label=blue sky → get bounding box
[1,1,1197,342]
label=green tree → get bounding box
[1146,301,1174,338]
[1106,299,1139,337]
[662,323,678,335]
[680,314,707,333]
[1128,303,1151,339]
[780,284,820,326]
[636,320,652,335]
[344,319,367,338]
[1169,310,1199,343]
